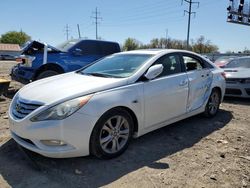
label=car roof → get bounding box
[119,49,199,56]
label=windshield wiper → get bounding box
[83,72,112,78]
[78,72,123,78]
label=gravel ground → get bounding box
[0,61,249,188]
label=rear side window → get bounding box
[154,54,182,78]
[100,43,120,55]
[183,56,203,71]
[182,54,214,71]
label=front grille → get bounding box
[12,98,42,119]
[226,78,245,84]
[245,88,250,95]
[225,88,242,95]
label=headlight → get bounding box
[18,55,36,67]
[30,95,93,122]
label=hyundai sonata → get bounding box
[9,49,225,159]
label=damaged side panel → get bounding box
[21,41,61,55]
[186,69,213,112]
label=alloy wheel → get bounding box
[99,115,130,154]
[208,91,220,115]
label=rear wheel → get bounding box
[204,89,221,117]
[36,70,59,80]
[90,108,134,159]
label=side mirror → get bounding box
[144,64,163,80]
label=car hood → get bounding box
[17,72,128,105]
[224,68,250,79]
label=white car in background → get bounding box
[223,56,250,98]
[9,49,225,159]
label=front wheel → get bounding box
[204,89,221,117]
[36,70,59,80]
[90,108,134,159]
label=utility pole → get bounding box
[64,24,70,41]
[166,29,168,48]
[77,24,81,39]
[182,0,199,49]
[92,7,102,39]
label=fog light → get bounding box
[41,140,66,146]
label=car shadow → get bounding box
[0,109,233,188]
[223,96,250,106]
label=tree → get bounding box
[191,36,218,53]
[122,36,219,53]
[122,38,140,51]
[0,31,31,46]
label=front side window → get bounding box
[183,55,204,71]
[80,54,152,78]
[154,54,182,77]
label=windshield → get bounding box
[225,58,250,68]
[80,54,153,78]
[56,40,79,52]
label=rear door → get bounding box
[144,53,189,128]
[180,53,213,112]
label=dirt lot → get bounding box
[0,61,249,188]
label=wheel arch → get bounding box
[212,86,222,102]
[90,106,139,137]
[33,63,65,80]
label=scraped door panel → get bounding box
[186,69,213,112]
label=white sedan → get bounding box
[9,49,225,159]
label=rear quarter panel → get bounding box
[211,68,226,102]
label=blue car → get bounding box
[11,39,121,84]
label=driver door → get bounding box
[143,53,189,129]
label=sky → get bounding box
[0,0,250,52]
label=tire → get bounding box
[36,70,59,80]
[90,108,134,159]
[204,88,221,117]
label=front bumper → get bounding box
[225,82,250,98]
[9,110,98,158]
[11,65,34,84]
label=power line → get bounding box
[182,0,199,49]
[92,7,102,39]
[106,3,182,22]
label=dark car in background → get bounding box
[11,39,121,84]
[0,54,16,60]
[223,56,250,98]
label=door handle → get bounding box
[179,80,188,86]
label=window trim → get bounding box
[180,52,212,72]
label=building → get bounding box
[0,43,21,58]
